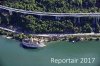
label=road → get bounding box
[0,5,100,17]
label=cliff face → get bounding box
[1,0,100,13]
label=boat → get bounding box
[6,36,12,39]
[72,40,75,43]
[21,38,46,49]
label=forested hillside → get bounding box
[0,0,100,34]
[1,0,100,13]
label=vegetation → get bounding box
[0,0,100,34]
[0,29,31,41]
[1,0,100,13]
[95,38,99,41]
[0,12,100,34]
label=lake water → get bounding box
[0,36,100,66]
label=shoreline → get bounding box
[0,26,100,42]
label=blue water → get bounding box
[0,36,100,66]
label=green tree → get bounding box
[83,23,92,33]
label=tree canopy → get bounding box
[1,0,100,13]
